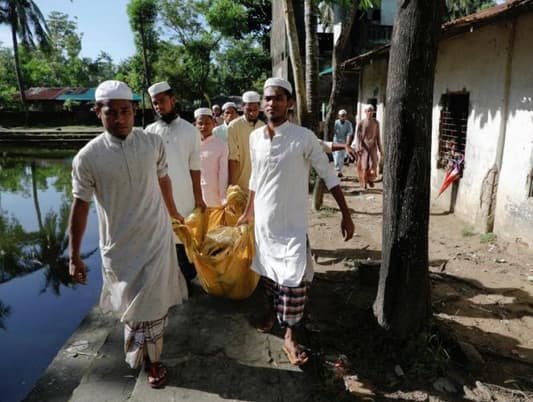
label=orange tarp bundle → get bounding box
[172,186,259,299]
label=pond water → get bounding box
[0,151,101,402]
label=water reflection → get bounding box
[0,300,10,331]
[0,157,96,302]
[0,151,101,401]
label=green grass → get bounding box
[480,232,497,243]
[461,225,476,237]
[318,207,337,218]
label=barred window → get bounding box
[437,92,469,170]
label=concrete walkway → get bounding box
[26,288,316,402]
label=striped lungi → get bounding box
[262,277,309,327]
[124,314,168,369]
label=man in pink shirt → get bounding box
[194,108,228,207]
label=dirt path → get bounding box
[305,169,533,401]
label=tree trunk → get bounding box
[373,1,443,340]
[313,1,359,211]
[323,1,359,141]
[304,0,319,132]
[11,24,28,123]
[139,20,153,125]
[282,0,307,125]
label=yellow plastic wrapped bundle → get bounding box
[172,186,259,299]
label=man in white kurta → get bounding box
[238,78,354,366]
[68,80,186,387]
[146,82,205,286]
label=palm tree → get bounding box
[0,0,49,118]
[282,0,308,125]
[127,0,158,126]
[37,210,97,295]
[304,0,319,133]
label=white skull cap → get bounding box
[264,77,293,95]
[222,102,237,111]
[338,109,347,115]
[194,107,213,118]
[148,81,171,97]
[242,91,261,103]
[95,80,133,101]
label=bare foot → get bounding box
[283,328,309,366]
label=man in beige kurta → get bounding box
[227,91,265,192]
[68,80,187,388]
[352,104,383,189]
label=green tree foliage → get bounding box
[127,0,158,88]
[0,0,50,114]
[214,40,269,96]
[155,0,271,105]
[0,46,18,108]
[116,54,145,95]
[0,0,271,111]
[445,0,495,21]
[15,12,82,87]
[157,0,220,104]
[0,11,117,109]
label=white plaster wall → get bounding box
[380,0,396,26]
[493,13,533,244]
[430,22,510,229]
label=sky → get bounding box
[0,0,136,63]
[0,0,508,63]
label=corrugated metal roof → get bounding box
[24,87,83,101]
[442,0,533,37]
[342,0,533,71]
[56,88,96,101]
[26,87,142,102]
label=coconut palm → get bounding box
[0,0,49,117]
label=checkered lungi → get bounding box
[262,277,309,327]
[124,314,168,369]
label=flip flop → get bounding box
[147,362,168,388]
[282,345,309,366]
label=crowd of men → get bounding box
[68,77,358,388]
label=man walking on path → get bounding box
[213,101,239,143]
[333,109,353,177]
[146,81,206,286]
[352,104,383,189]
[228,90,265,192]
[238,78,354,366]
[68,80,187,388]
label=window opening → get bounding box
[437,92,468,171]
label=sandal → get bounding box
[282,345,309,366]
[147,362,168,388]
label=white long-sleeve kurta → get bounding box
[200,135,228,207]
[249,122,339,287]
[72,129,187,322]
[145,117,201,219]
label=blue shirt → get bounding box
[334,119,353,143]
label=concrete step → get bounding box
[24,307,117,402]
